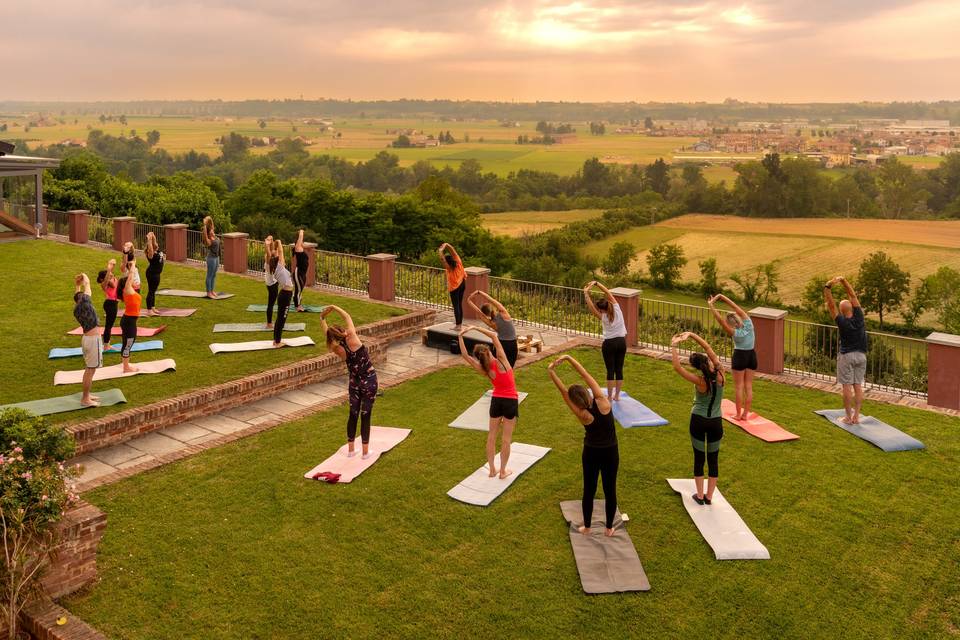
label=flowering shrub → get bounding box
[0,409,77,639]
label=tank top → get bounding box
[601,304,627,339]
[692,378,724,419]
[274,264,294,289]
[489,362,518,399]
[146,250,164,275]
[294,250,308,273]
[341,340,376,381]
[105,281,118,302]
[584,399,617,448]
[207,236,220,259]
[494,314,517,341]
[123,291,142,317]
[264,258,277,286]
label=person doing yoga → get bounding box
[548,354,618,537]
[824,276,867,425]
[73,273,102,407]
[119,258,142,373]
[268,239,294,347]
[144,232,165,316]
[262,235,277,328]
[202,216,220,298]
[584,280,627,401]
[119,242,140,291]
[439,242,466,329]
[321,305,379,459]
[466,290,519,367]
[458,326,518,479]
[292,229,309,312]
[671,331,725,506]
[97,258,119,352]
[707,293,755,420]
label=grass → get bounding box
[64,348,960,639]
[0,240,402,423]
[481,209,604,237]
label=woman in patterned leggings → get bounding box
[321,304,379,459]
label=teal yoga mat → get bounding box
[48,340,164,359]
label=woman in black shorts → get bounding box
[707,294,756,420]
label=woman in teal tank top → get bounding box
[671,331,726,506]
[708,293,756,421]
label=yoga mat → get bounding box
[559,500,650,594]
[722,400,799,442]
[213,322,307,333]
[134,307,196,317]
[0,389,127,416]
[157,289,234,299]
[246,304,326,313]
[448,390,529,431]
[48,340,164,359]
[667,479,770,560]
[67,325,166,337]
[601,391,668,428]
[814,409,924,452]
[209,335,315,353]
[447,443,551,506]
[54,358,177,385]
[303,426,411,483]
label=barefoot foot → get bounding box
[499,469,513,479]
[577,525,590,536]
[123,366,139,374]
[604,528,615,537]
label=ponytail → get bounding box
[690,352,720,415]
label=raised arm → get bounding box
[707,295,734,337]
[593,281,616,305]
[124,260,137,296]
[838,276,861,308]
[716,293,747,319]
[824,278,839,318]
[670,334,702,384]
[321,305,356,337]
[477,290,510,320]
[446,243,461,262]
[687,331,721,369]
[548,358,593,422]
[295,229,304,252]
[457,329,484,374]
[75,273,92,297]
[264,236,274,259]
[465,291,495,330]
[437,242,448,261]
[465,326,510,370]
[583,281,602,319]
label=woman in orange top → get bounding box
[119,256,142,373]
[439,242,466,329]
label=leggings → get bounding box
[500,339,518,368]
[145,270,161,310]
[347,373,379,444]
[690,414,723,478]
[205,255,218,293]
[120,314,138,358]
[601,336,627,381]
[103,299,118,341]
[449,280,466,326]
[582,445,619,529]
[274,289,292,344]
[265,283,278,324]
[294,266,307,308]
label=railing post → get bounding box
[304,242,318,287]
[221,232,249,274]
[163,223,187,262]
[366,253,397,302]
[464,266,490,320]
[926,332,960,410]
[111,216,135,251]
[610,287,641,347]
[67,210,90,244]
[750,307,788,375]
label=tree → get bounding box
[646,243,687,288]
[802,275,847,321]
[915,266,960,332]
[603,241,636,276]
[145,130,161,146]
[645,158,670,195]
[730,263,779,304]
[219,132,250,162]
[644,117,654,130]
[258,119,267,129]
[877,158,928,219]
[392,134,411,148]
[698,257,719,296]
[857,251,910,327]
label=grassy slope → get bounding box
[0,240,401,423]
[67,348,959,639]
[480,209,604,237]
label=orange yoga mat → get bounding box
[721,399,799,442]
[67,325,166,337]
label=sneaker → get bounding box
[691,493,705,505]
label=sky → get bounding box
[4,0,960,102]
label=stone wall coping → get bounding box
[927,331,960,347]
[465,266,490,275]
[610,286,641,298]
[367,253,398,261]
[750,306,789,320]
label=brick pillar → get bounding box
[304,242,318,287]
[111,216,135,251]
[610,287,641,347]
[164,223,187,262]
[221,232,249,274]
[464,266,490,320]
[927,332,960,410]
[750,307,788,375]
[367,253,397,302]
[68,210,90,244]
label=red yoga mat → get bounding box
[67,325,167,337]
[721,399,799,442]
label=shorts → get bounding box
[731,349,758,371]
[489,396,519,420]
[837,350,867,385]
[81,334,103,369]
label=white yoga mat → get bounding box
[667,479,769,560]
[209,336,315,353]
[447,443,551,506]
[303,426,411,483]
[53,358,177,385]
[448,390,529,431]
[157,289,234,299]
[213,323,307,333]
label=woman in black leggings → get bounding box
[439,242,466,329]
[144,231,164,315]
[671,331,726,506]
[548,353,619,538]
[97,258,119,351]
[292,229,309,312]
[584,280,628,401]
[262,235,278,327]
[268,239,294,347]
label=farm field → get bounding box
[480,209,604,236]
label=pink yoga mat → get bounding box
[67,325,167,337]
[721,399,799,442]
[303,427,411,483]
[133,308,196,317]
[53,358,177,385]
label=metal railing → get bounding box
[46,209,69,236]
[88,215,113,247]
[638,299,734,359]
[133,221,165,253]
[316,250,368,294]
[1,202,36,226]
[489,276,600,336]
[395,261,448,309]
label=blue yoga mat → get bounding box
[606,391,669,428]
[814,409,924,452]
[48,340,165,359]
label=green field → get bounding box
[0,240,401,423]
[64,348,960,639]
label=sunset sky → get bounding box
[5,0,959,102]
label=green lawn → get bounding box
[66,348,959,639]
[0,240,402,423]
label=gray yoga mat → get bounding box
[667,479,770,560]
[209,335,315,353]
[447,443,551,506]
[246,304,326,313]
[213,323,306,333]
[0,389,127,416]
[48,340,164,359]
[157,289,234,299]
[814,409,924,452]
[448,390,529,431]
[559,500,650,594]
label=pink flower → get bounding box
[13,446,22,454]
[21,471,32,480]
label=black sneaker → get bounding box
[703,496,712,505]
[691,493,705,505]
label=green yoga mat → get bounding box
[0,389,127,416]
[246,304,327,313]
